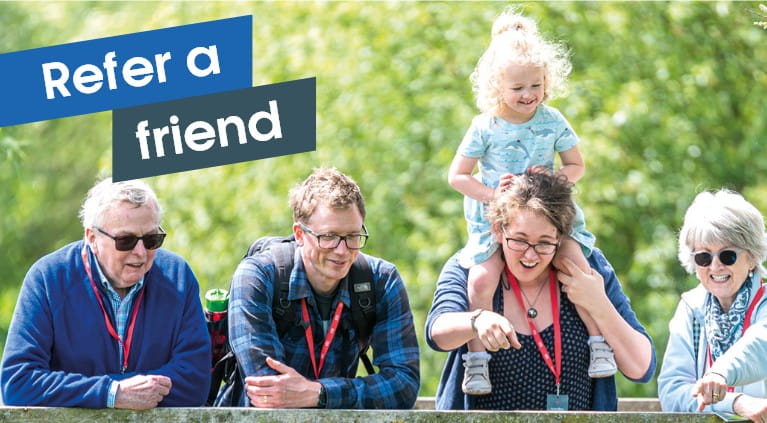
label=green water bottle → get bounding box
[204,288,229,365]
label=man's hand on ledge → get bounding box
[114,374,172,410]
[244,357,322,409]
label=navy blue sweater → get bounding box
[1,241,210,407]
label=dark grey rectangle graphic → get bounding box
[112,77,316,181]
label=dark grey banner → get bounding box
[112,77,316,181]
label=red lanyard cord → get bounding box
[706,283,764,391]
[506,268,562,392]
[81,246,144,373]
[301,298,344,379]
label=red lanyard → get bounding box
[506,268,561,392]
[706,283,764,391]
[81,246,144,373]
[301,298,344,379]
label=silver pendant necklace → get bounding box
[520,278,547,319]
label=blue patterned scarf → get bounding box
[704,278,753,362]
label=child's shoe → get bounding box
[461,352,492,395]
[588,339,617,378]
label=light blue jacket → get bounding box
[711,320,767,386]
[658,275,767,414]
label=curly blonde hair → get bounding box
[289,167,366,224]
[471,7,572,116]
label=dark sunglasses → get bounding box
[95,227,166,251]
[691,249,741,267]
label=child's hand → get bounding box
[527,165,551,175]
[493,173,515,200]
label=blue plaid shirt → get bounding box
[92,252,145,408]
[228,246,420,409]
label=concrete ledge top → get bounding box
[0,407,727,423]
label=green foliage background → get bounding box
[1,1,766,399]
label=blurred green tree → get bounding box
[1,1,766,399]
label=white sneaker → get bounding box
[588,340,617,378]
[462,352,492,395]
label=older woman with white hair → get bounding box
[658,189,767,421]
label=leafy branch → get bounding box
[754,4,767,29]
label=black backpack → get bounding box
[209,234,377,406]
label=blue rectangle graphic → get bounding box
[112,77,316,181]
[0,15,252,127]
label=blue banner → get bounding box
[0,15,252,127]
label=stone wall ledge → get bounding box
[414,396,662,411]
[0,406,728,422]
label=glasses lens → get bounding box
[316,234,368,249]
[344,235,362,249]
[142,233,166,250]
[507,239,529,252]
[719,250,738,266]
[535,244,557,255]
[114,236,140,251]
[317,235,341,249]
[694,250,739,267]
[693,252,713,267]
[113,233,165,251]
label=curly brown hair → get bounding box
[486,171,575,238]
[289,167,366,224]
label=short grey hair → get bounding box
[678,189,767,277]
[79,178,162,230]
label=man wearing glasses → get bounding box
[1,178,210,409]
[226,167,419,409]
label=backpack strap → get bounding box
[348,254,376,374]
[268,240,378,375]
[212,235,298,407]
[270,241,298,336]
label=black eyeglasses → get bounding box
[299,223,369,250]
[691,248,742,267]
[95,227,166,251]
[501,227,559,255]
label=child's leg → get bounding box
[462,249,504,395]
[554,236,617,378]
[467,250,504,352]
[553,237,602,336]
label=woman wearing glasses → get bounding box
[426,172,655,410]
[658,189,767,421]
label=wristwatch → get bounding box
[317,384,327,408]
[470,308,485,333]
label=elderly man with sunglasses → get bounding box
[220,167,419,409]
[659,189,767,422]
[1,178,210,409]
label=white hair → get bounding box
[79,178,162,230]
[678,189,767,277]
